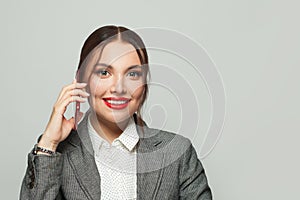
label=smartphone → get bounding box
[74,70,80,130]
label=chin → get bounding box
[96,110,133,124]
[109,113,131,123]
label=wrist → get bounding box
[33,144,56,155]
[38,134,58,152]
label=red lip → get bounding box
[103,97,130,101]
[102,97,130,110]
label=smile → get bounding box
[102,97,130,110]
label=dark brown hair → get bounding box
[77,25,149,127]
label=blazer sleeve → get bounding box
[179,143,213,200]
[19,145,64,200]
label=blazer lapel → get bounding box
[65,113,165,200]
[136,124,165,199]
[67,113,101,200]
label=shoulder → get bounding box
[146,127,191,146]
[140,126,193,159]
[136,113,192,150]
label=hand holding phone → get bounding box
[39,76,88,151]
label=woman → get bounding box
[20,25,212,200]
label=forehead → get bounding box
[99,41,141,65]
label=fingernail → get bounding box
[85,92,90,96]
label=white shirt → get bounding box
[87,114,139,200]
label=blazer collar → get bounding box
[68,112,163,150]
[66,112,165,200]
[66,112,100,200]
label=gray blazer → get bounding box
[20,114,212,200]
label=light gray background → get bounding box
[1,0,299,199]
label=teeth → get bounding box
[106,100,128,105]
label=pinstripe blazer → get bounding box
[20,114,212,200]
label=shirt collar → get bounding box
[87,114,139,152]
[117,117,140,151]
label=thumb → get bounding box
[78,111,84,121]
[68,116,76,130]
[71,112,84,129]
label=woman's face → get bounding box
[87,40,145,124]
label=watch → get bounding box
[33,144,55,155]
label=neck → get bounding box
[89,113,130,144]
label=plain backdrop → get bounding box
[1,0,299,199]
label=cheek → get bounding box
[126,81,145,99]
[88,77,110,97]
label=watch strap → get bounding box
[33,144,55,155]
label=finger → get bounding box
[61,82,88,97]
[57,82,87,101]
[68,89,90,98]
[59,116,75,133]
[57,80,76,100]
[55,96,87,115]
[60,89,89,103]
[68,117,75,130]
[64,96,87,106]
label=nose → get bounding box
[110,74,127,95]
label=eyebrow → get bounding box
[94,63,142,70]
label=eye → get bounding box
[128,71,142,77]
[95,69,110,77]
